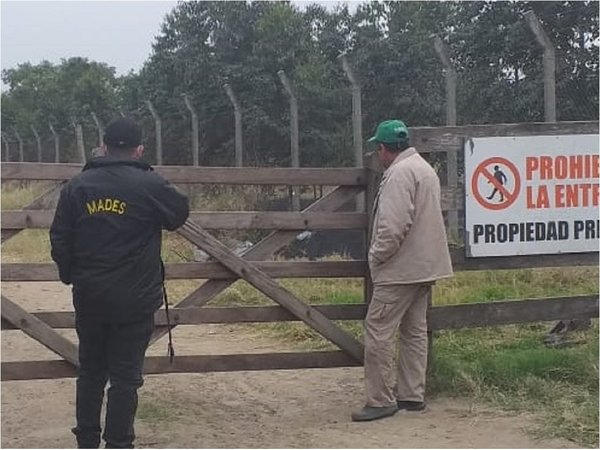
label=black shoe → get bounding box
[71,426,100,448]
[351,405,398,422]
[397,400,426,411]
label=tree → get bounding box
[449,1,598,124]
[1,58,121,160]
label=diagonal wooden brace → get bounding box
[150,185,362,345]
[177,221,365,363]
[1,295,79,366]
[1,182,63,244]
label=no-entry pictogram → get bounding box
[471,157,521,210]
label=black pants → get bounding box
[73,314,154,449]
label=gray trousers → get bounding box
[364,283,432,407]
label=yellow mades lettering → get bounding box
[85,198,127,215]
[86,201,97,214]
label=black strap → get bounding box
[160,261,175,364]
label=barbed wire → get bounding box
[2,47,597,164]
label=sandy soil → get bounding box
[1,282,575,449]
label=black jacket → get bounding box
[50,157,189,323]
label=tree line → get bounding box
[1,1,598,166]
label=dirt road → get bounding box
[1,282,574,448]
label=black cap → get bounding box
[103,117,142,149]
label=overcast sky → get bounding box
[1,1,177,80]
[1,0,359,90]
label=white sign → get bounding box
[464,134,599,257]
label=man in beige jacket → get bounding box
[352,119,453,422]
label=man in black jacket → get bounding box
[50,117,189,448]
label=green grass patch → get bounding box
[435,267,599,304]
[429,325,599,447]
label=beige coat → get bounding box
[369,148,453,285]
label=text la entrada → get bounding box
[526,183,599,209]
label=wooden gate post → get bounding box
[432,35,459,243]
[363,152,382,305]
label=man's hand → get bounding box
[91,147,106,158]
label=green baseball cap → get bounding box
[367,120,409,144]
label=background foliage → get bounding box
[2,1,598,165]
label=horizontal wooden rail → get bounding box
[1,210,368,231]
[4,249,597,282]
[412,121,599,154]
[1,163,367,186]
[1,261,366,281]
[449,248,599,270]
[2,295,597,380]
[429,295,598,329]
[3,295,596,330]
[1,351,361,381]
[0,189,461,217]
[2,196,470,230]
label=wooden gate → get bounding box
[2,121,598,381]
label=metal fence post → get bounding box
[30,125,42,162]
[72,119,86,163]
[182,94,200,166]
[524,10,557,122]
[145,100,163,165]
[341,54,365,212]
[49,122,60,163]
[223,83,243,167]
[12,127,24,162]
[91,112,104,147]
[1,133,10,162]
[277,70,300,211]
